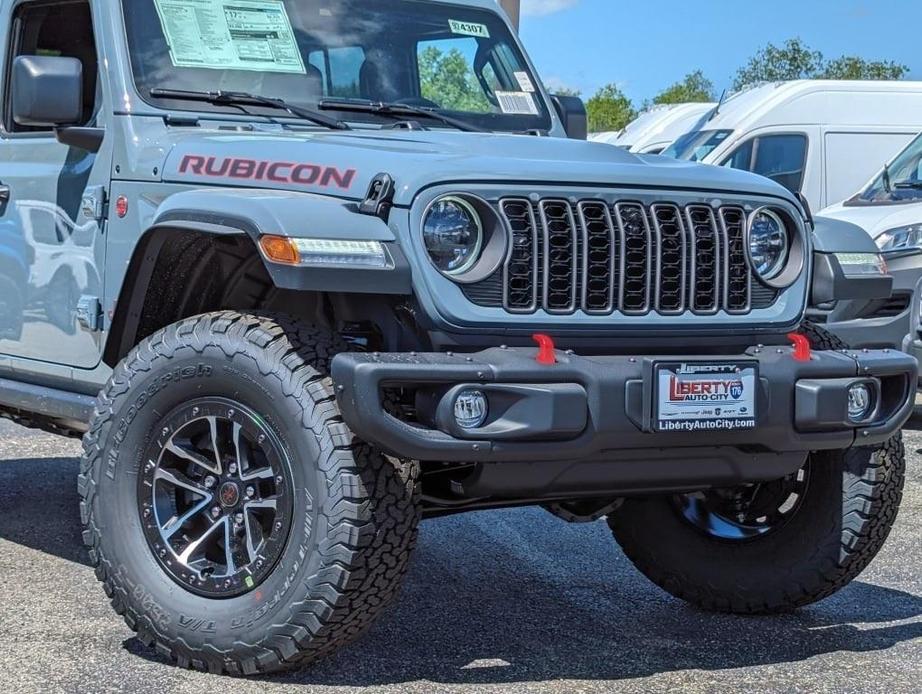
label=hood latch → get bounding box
[359,173,395,221]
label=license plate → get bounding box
[654,362,757,432]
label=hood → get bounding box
[161,128,797,206]
[818,201,922,240]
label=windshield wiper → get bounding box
[894,180,922,189]
[149,88,350,130]
[318,98,485,133]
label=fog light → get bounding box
[847,383,873,423]
[454,389,488,429]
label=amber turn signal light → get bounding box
[259,235,300,265]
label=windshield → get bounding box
[847,133,922,206]
[123,0,551,132]
[663,129,732,161]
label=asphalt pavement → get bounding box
[0,417,919,694]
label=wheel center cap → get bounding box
[219,481,240,508]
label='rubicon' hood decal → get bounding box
[177,154,357,191]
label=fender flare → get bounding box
[103,188,412,366]
[150,187,412,294]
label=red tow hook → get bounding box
[787,332,812,362]
[532,333,557,365]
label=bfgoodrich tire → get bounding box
[609,323,905,614]
[78,312,420,674]
[608,436,904,613]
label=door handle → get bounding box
[0,184,10,201]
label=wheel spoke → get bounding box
[160,496,213,540]
[154,467,211,497]
[178,516,226,565]
[165,440,221,475]
[234,423,274,481]
[223,516,237,575]
[240,466,275,482]
[242,511,259,563]
[245,498,277,512]
[207,416,224,472]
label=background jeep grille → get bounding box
[465,198,777,316]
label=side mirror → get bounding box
[551,94,587,140]
[12,55,83,127]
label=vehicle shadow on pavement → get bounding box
[0,451,918,686]
[0,455,87,565]
[123,506,922,685]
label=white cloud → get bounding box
[520,0,580,17]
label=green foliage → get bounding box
[653,70,715,105]
[418,46,491,113]
[734,38,909,90]
[586,83,636,133]
[552,86,582,97]
[820,56,909,80]
[733,38,824,90]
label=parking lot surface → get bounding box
[0,417,919,694]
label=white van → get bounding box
[591,102,714,154]
[663,80,922,212]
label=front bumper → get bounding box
[333,344,916,468]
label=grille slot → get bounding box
[614,202,652,314]
[499,199,539,313]
[491,198,756,316]
[720,207,751,314]
[651,204,686,315]
[539,200,579,313]
[685,205,721,314]
[577,201,618,314]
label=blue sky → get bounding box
[515,0,921,104]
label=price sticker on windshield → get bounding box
[154,0,307,74]
[449,19,491,39]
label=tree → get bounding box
[733,38,823,90]
[734,38,910,90]
[418,46,491,112]
[551,86,582,97]
[820,56,908,80]
[652,70,715,105]
[586,83,636,133]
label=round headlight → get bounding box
[423,196,483,276]
[748,208,790,280]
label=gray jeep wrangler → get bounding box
[0,0,915,676]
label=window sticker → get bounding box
[448,19,490,39]
[495,91,539,115]
[153,0,306,74]
[514,71,536,93]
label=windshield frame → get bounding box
[118,0,555,133]
[845,132,922,207]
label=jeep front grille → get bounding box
[492,198,756,316]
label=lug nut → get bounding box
[228,462,238,474]
[235,512,245,524]
[211,507,221,519]
[246,486,255,498]
[204,476,217,489]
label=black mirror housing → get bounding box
[551,94,588,140]
[12,55,83,127]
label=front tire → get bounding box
[609,322,905,614]
[608,436,905,613]
[78,312,420,674]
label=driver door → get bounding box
[0,0,109,368]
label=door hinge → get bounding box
[81,185,108,222]
[76,295,104,332]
